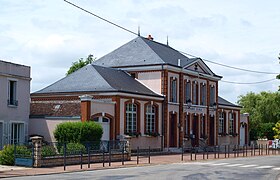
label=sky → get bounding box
[0,0,279,104]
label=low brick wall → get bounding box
[41,152,130,167]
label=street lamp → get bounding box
[186,99,192,109]
[212,102,217,111]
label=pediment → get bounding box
[184,58,214,76]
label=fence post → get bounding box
[122,144,124,165]
[109,141,111,166]
[224,145,227,158]
[245,145,247,157]
[194,148,197,160]
[80,150,83,169]
[234,145,236,158]
[258,144,260,155]
[30,136,43,168]
[190,148,193,161]
[148,146,151,164]
[237,145,239,157]
[137,147,139,164]
[63,143,66,171]
[228,145,230,158]
[103,148,105,167]
[87,143,90,168]
[181,146,184,161]
[214,146,216,159]
[243,146,245,157]
[217,146,220,159]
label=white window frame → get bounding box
[10,122,24,144]
[146,105,156,133]
[126,103,137,133]
[7,79,18,106]
[229,113,234,134]
[218,112,224,134]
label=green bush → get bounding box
[60,143,86,154]
[54,121,103,143]
[42,145,57,157]
[0,145,14,165]
[0,145,32,165]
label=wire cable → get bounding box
[63,0,280,84]
[220,78,276,84]
[64,0,138,36]
[180,51,279,75]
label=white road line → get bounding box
[273,167,280,170]
[226,164,244,167]
[255,166,274,169]
[211,163,230,166]
[240,165,258,168]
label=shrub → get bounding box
[0,145,32,165]
[42,145,57,157]
[60,143,86,154]
[0,145,14,165]
[54,121,103,143]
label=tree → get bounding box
[238,91,280,140]
[273,122,280,139]
[66,54,95,75]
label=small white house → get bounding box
[0,60,31,148]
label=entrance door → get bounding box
[169,114,177,147]
[93,117,110,141]
[240,126,245,146]
[192,115,199,147]
[209,116,215,146]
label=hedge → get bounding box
[54,121,103,143]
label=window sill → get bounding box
[168,102,179,105]
[7,105,18,108]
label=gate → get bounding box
[14,142,34,167]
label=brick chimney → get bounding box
[79,94,93,122]
[147,34,154,40]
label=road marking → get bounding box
[211,163,230,166]
[273,167,280,170]
[240,165,258,168]
[226,164,243,167]
[255,166,274,169]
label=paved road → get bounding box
[7,156,280,180]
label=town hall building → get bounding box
[29,35,249,150]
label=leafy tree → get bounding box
[238,91,280,140]
[273,122,280,139]
[66,54,96,75]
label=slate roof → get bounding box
[218,96,241,108]
[93,36,194,68]
[32,65,163,98]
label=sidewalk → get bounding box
[0,151,278,178]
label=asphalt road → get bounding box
[7,156,280,180]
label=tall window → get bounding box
[146,105,156,133]
[11,123,24,144]
[192,81,198,105]
[185,81,191,103]
[229,112,234,134]
[200,83,206,106]
[200,115,205,137]
[218,112,225,134]
[8,80,17,106]
[210,85,215,106]
[126,103,137,133]
[170,78,177,102]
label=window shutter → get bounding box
[6,123,11,144]
[24,123,28,142]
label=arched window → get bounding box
[126,103,137,133]
[146,105,156,133]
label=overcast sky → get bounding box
[1,0,279,103]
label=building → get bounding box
[0,60,31,148]
[30,35,244,149]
